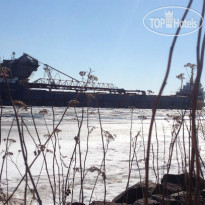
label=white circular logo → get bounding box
[143,6,204,36]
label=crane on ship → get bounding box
[0,53,146,95]
[23,53,146,95]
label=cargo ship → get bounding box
[0,53,204,109]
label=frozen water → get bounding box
[0,106,204,204]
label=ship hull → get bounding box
[0,83,198,109]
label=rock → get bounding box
[111,174,205,204]
[112,181,157,204]
[90,202,129,205]
[150,182,182,196]
[201,189,205,198]
[150,184,162,195]
[161,173,205,190]
[151,194,178,205]
[161,182,183,195]
[133,198,159,204]
[171,191,204,204]
[161,173,186,188]
[170,191,187,199]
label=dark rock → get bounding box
[111,173,205,204]
[170,191,186,200]
[161,174,185,185]
[112,181,157,204]
[161,182,183,195]
[151,184,162,195]
[152,183,182,196]
[171,191,204,204]
[90,202,129,205]
[161,173,205,190]
[151,194,178,205]
[133,198,159,204]
[201,189,205,198]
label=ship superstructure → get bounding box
[177,82,204,99]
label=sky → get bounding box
[0,0,204,95]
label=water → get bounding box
[0,106,204,204]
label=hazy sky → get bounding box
[0,0,204,94]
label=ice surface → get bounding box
[0,106,204,204]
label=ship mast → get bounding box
[184,63,196,85]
